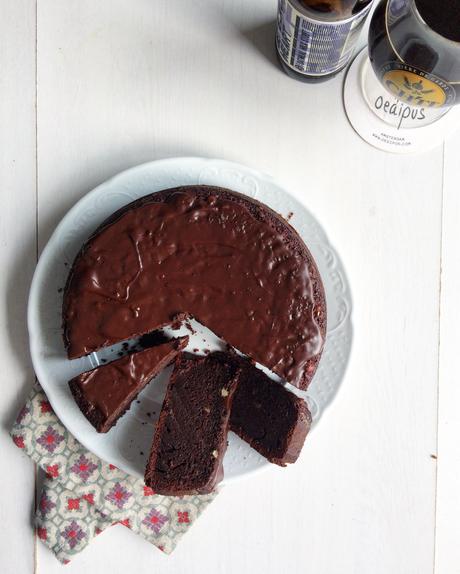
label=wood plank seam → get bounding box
[34,1,38,572]
[432,143,446,574]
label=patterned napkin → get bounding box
[10,383,217,564]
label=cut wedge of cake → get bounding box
[145,352,240,495]
[69,335,188,433]
[228,354,312,466]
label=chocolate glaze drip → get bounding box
[63,186,326,390]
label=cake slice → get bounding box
[69,335,188,433]
[229,355,311,466]
[144,353,241,495]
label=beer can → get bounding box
[276,0,374,81]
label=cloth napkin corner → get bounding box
[11,383,217,564]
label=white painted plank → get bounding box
[36,1,442,572]
[0,1,37,573]
[435,131,460,574]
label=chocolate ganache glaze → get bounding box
[63,186,326,390]
[69,336,188,432]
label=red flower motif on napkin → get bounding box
[82,493,95,505]
[143,486,155,496]
[40,400,53,414]
[37,527,47,541]
[67,498,80,511]
[12,435,25,449]
[142,508,168,534]
[38,492,56,516]
[46,464,59,478]
[62,520,86,549]
[113,518,131,528]
[37,426,64,453]
[177,511,189,524]
[70,454,98,482]
[105,482,132,509]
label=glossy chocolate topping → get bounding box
[63,186,326,389]
[69,336,188,432]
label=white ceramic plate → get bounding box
[28,157,352,483]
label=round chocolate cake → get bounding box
[63,186,326,390]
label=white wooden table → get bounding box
[1,1,459,572]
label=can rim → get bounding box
[287,0,373,26]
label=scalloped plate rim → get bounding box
[27,157,353,484]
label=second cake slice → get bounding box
[229,355,312,466]
[145,353,241,495]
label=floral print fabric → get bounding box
[11,384,217,564]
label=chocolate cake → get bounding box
[69,336,188,433]
[228,354,311,466]
[144,353,240,495]
[63,186,326,390]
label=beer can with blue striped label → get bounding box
[276,0,373,82]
